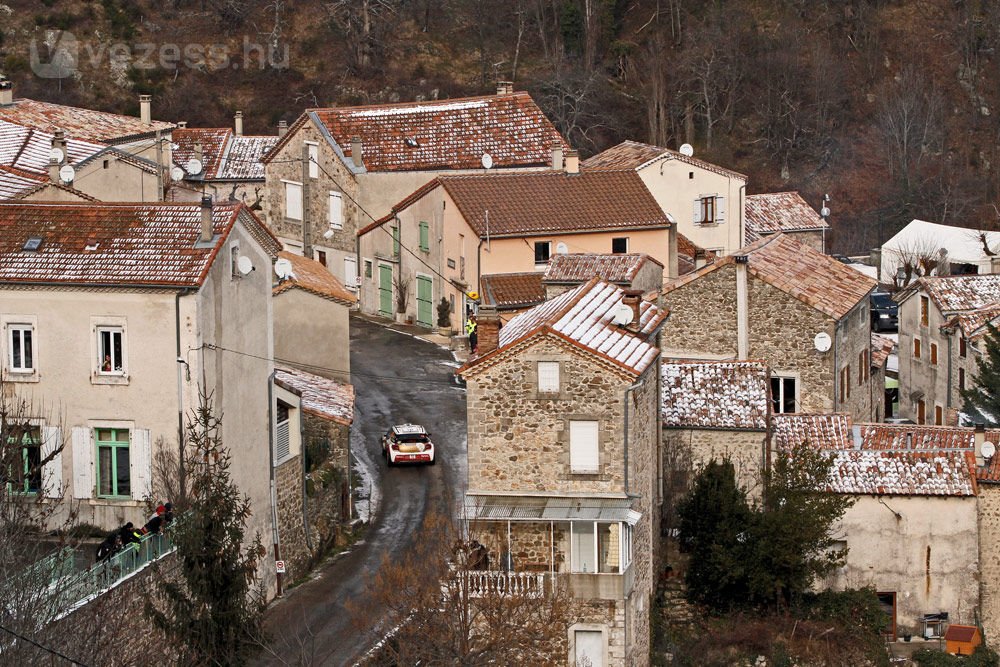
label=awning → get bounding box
[465,494,641,526]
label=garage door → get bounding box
[416,276,433,327]
[379,264,393,317]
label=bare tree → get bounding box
[324,0,399,71]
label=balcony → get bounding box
[465,571,546,598]
[460,564,633,602]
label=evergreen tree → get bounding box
[145,395,266,666]
[962,322,1000,426]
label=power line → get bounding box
[0,622,91,666]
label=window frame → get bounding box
[771,375,798,414]
[930,342,938,365]
[960,336,968,358]
[914,337,922,359]
[283,180,303,221]
[392,226,400,257]
[95,427,131,499]
[534,241,552,265]
[537,361,560,394]
[611,237,628,254]
[7,323,34,374]
[7,426,41,495]
[700,196,715,224]
[96,325,125,376]
[364,259,373,279]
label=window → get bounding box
[694,195,725,224]
[840,365,851,399]
[392,226,400,257]
[447,258,456,269]
[538,361,560,393]
[7,426,41,494]
[328,191,343,230]
[275,402,290,460]
[364,259,373,279]
[920,296,929,326]
[930,342,938,365]
[307,142,319,179]
[97,326,124,375]
[8,324,33,373]
[858,351,865,385]
[960,368,966,391]
[284,181,302,221]
[960,337,968,358]
[419,221,430,252]
[771,376,797,413]
[534,241,551,265]
[914,337,921,359]
[569,420,599,474]
[316,250,327,267]
[917,400,926,425]
[611,237,628,254]
[96,428,130,497]
[935,405,943,426]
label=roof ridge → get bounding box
[307,91,531,114]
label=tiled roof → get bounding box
[860,424,974,450]
[274,366,354,425]
[871,333,895,368]
[0,165,44,199]
[172,128,230,179]
[826,450,976,496]
[0,119,104,176]
[744,192,829,243]
[661,361,769,430]
[11,179,99,202]
[908,274,1000,314]
[773,414,854,450]
[218,135,277,180]
[543,253,662,284]
[437,170,670,237]
[0,201,279,287]
[664,234,876,320]
[677,233,714,275]
[480,272,545,309]
[946,305,1000,340]
[271,92,567,173]
[463,277,666,377]
[272,251,357,305]
[582,140,746,180]
[75,146,161,175]
[0,98,173,143]
[943,625,979,643]
[978,450,1000,483]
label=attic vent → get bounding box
[23,236,42,251]
[404,137,419,148]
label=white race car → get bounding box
[381,424,436,465]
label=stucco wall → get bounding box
[980,484,1000,642]
[898,292,951,424]
[273,287,351,379]
[71,159,161,202]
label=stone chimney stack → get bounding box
[200,195,214,243]
[0,76,12,106]
[49,129,67,181]
[177,121,188,128]
[976,423,988,466]
[234,111,244,136]
[496,81,514,95]
[564,149,580,175]
[193,141,203,171]
[277,120,288,137]
[351,136,364,169]
[551,143,563,170]
[139,94,152,126]
[476,306,501,356]
[621,290,644,332]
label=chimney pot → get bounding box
[177,121,188,128]
[476,306,501,356]
[621,290,643,331]
[496,81,514,95]
[564,149,580,175]
[139,94,152,126]
[277,120,288,137]
[234,111,243,136]
[551,144,564,170]
[200,195,214,242]
[351,135,364,169]
[0,75,12,106]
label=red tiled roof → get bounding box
[0,98,173,143]
[480,272,545,309]
[274,366,354,425]
[826,450,976,496]
[173,128,231,179]
[0,119,104,176]
[871,333,895,368]
[905,274,1000,314]
[860,424,974,450]
[582,140,746,180]
[0,201,279,287]
[273,251,357,306]
[219,135,277,180]
[943,625,979,643]
[543,253,662,284]
[661,361,769,430]
[773,414,854,450]
[0,165,44,199]
[664,234,877,320]
[744,192,829,243]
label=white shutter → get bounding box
[538,362,560,393]
[131,429,152,501]
[570,420,599,473]
[285,182,302,221]
[40,426,62,499]
[308,143,319,178]
[716,195,726,223]
[344,256,358,288]
[692,197,703,223]
[329,191,343,229]
[275,421,290,461]
[71,427,92,499]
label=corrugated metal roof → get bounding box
[465,494,640,524]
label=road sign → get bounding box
[275,560,286,573]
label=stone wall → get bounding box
[661,263,739,357]
[662,427,767,500]
[783,230,826,253]
[276,455,309,582]
[981,484,1000,642]
[898,291,952,424]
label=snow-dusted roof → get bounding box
[543,253,662,284]
[0,119,104,176]
[0,166,44,199]
[881,219,1000,280]
[744,192,828,242]
[773,414,853,450]
[660,361,769,430]
[827,450,976,496]
[274,366,354,426]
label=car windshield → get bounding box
[872,294,895,308]
[397,433,429,442]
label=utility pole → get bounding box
[301,142,313,259]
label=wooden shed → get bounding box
[944,624,982,655]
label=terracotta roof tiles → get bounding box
[773,414,854,450]
[826,450,976,496]
[272,251,357,306]
[860,424,975,450]
[173,128,230,179]
[0,119,104,176]
[661,361,769,430]
[543,253,662,284]
[871,333,895,368]
[480,272,545,309]
[582,140,746,180]
[0,165,44,199]
[219,135,277,180]
[0,98,173,143]
[274,366,354,425]
[744,192,829,243]
[912,274,1000,314]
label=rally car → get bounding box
[382,424,436,465]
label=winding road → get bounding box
[258,317,468,666]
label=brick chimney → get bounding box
[139,94,152,126]
[477,306,501,355]
[200,195,214,243]
[277,120,288,137]
[564,149,579,175]
[621,290,643,332]
[0,76,12,106]
[351,136,364,169]
[551,143,563,170]
[234,111,243,136]
[496,81,514,95]
[49,129,67,182]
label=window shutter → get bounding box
[692,198,703,223]
[308,144,319,178]
[41,426,62,499]
[131,429,152,501]
[344,256,357,288]
[715,195,726,223]
[276,421,290,461]
[570,421,599,473]
[329,191,343,229]
[285,182,302,221]
[71,427,92,499]
[538,362,560,392]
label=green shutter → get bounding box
[419,222,429,252]
[392,227,400,257]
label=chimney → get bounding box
[351,135,364,169]
[476,306,501,356]
[177,121,188,129]
[277,120,288,137]
[564,149,579,175]
[234,111,243,136]
[621,290,643,332]
[0,76,12,106]
[139,94,152,126]
[551,143,563,170]
[667,220,679,280]
[200,195,214,243]
[735,255,750,359]
[992,256,1000,275]
[49,129,67,181]
[496,81,514,95]
[975,423,987,466]
[194,140,203,167]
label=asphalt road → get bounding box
[257,317,468,666]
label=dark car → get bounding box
[871,292,898,332]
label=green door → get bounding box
[379,264,393,317]
[416,276,433,327]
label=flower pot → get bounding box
[395,312,407,324]
[438,326,452,337]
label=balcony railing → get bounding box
[459,563,634,602]
[463,571,546,598]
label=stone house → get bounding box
[744,191,830,253]
[895,274,1000,424]
[661,233,879,421]
[358,166,678,329]
[261,85,567,290]
[459,278,667,667]
[583,140,747,256]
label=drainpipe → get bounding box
[735,255,749,359]
[267,371,283,597]
[300,407,312,552]
[175,288,192,500]
[738,182,747,249]
[622,375,647,495]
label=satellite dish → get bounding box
[49,147,65,163]
[481,153,493,170]
[556,242,569,254]
[821,206,831,217]
[612,302,635,326]
[58,165,75,183]
[170,166,185,182]
[679,143,694,157]
[274,257,294,280]
[323,229,335,240]
[984,441,997,459]
[813,332,832,353]
[186,158,203,175]
[237,255,254,276]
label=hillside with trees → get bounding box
[4,0,1000,252]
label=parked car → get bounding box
[871,292,898,332]
[382,423,436,465]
